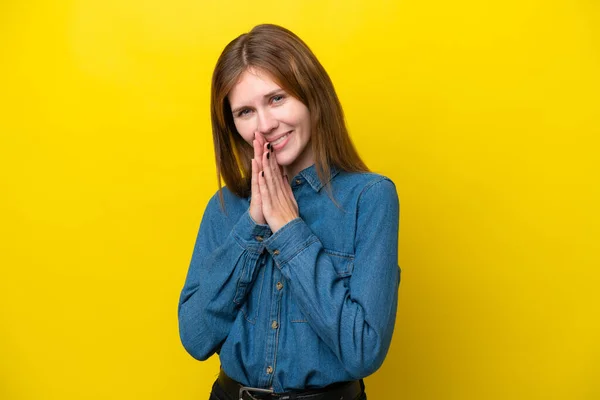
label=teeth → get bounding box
[272,132,290,146]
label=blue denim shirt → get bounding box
[178,164,401,392]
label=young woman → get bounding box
[178,24,401,400]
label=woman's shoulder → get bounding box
[329,170,399,210]
[333,171,399,217]
[203,185,249,220]
[334,170,398,196]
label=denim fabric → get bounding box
[179,164,400,393]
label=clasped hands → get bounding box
[249,132,299,233]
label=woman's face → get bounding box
[228,68,313,177]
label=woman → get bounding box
[178,24,400,400]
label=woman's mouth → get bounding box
[270,131,292,150]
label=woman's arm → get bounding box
[262,177,400,378]
[178,193,271,361]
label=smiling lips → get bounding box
[269,131,292,149]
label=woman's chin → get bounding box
[274,154,293,166]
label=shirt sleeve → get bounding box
[262,177,401,378]
[178,194,272,361]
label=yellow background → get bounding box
[1,0,598,399]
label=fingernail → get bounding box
[267,153,270,159]
[262,171,264,177]
[267,143,271,150]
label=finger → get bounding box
[270,150,293,209]
[279,164,285,182]
[269,147,285,188]
[258,167,272,215]
[251,158,261,207]
[253,139,258,165]
[283,174,294,201]
[253,137,263,171]
[262,143,274,192]
[256,131,266,155]
[264,144,292,211]
[264,142,281,196]
[263,145,285,210]
[281,173,298,212]
[255,130,263,145]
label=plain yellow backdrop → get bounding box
[1,0,599,399]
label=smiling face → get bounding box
[228,68,313,178]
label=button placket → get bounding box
[259,264,282,388]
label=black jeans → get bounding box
[208,379,367,400]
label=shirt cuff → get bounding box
[231,210,273,254]
[263,218,319,268]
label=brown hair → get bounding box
[211,23,368,205]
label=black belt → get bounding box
[216,369,364,400]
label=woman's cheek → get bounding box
[234,120,254,143]
[273,106,289,122]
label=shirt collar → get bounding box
[297,164,340,192]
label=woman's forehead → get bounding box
[229,68,283,103]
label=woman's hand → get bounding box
[258,140,299,233]
[249,132,267,225]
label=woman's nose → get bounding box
[256,109,278,135]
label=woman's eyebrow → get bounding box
[262,89,285,99]
[231,90,285,114]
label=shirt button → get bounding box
[266,366,273,374]
[295,179,302,185]
[273,249,280,255]
[271,320,279,329]
[255,235,263,242]
[276,282,283,290]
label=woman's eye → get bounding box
[271,94,285,103]
[237,109,251,117]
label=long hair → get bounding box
[211,24,369,205]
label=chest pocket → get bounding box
[289,249,355,324]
